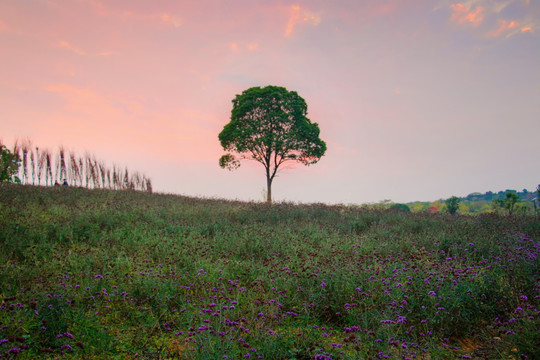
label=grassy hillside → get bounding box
[0,185,539,359]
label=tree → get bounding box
[219,86,326,203]
[445,196,460,215]
[389,203,410,213]
[492,192,519,215]
[0,145,21,183]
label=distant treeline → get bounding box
[404,188,538,215]
[1,138,152,192]
[460,189,536,202]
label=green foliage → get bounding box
[0,145,21,183]
[0,185,539,359]
[407,188,536,215]
[389,203,410,212]
[445,196,460,215]
[492,192,520,215]
[219,86,326,202]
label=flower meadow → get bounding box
[0,185,539,359]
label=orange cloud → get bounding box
[57,40,86,55]
[284,5,321,38]
[228,42,259,52]
[158,13,181,28]
[450,3,484,26]
[487,19,518,37]
[56,40,114,57]
[521,27,533,33]
[45,84,123,117]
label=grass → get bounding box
[0,184,539,359]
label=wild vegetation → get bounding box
[404,188,538,215]
[1,184,538,359]
[0,139,152,192]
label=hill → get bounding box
[0,185,539,359]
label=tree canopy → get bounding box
[218,85,326,203]
[0,145,20,184]
[445,196,460,215]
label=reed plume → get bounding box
[58,147,67,184]
[30,148,36,185]
[21,139,31,184]
[4,138,153,192]
[35,147,43,185]
[43,149,52,186]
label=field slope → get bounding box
[0,185,539,359]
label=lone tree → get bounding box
[219,85,326,203]
[445,196,461,215]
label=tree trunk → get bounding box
[266,175,272,203]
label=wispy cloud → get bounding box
[486,19,518,37]
[156,13,181,28]
[488,1,512,13]
[450,3,485,26]
[444,0,539,39]
[57,40,86,55]
[56,40,115,57]
[45,84,123,117]
[284,5,321,38]
[228,42,259,52]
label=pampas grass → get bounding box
[5,138,152,192]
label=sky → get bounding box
[1,0,539,204]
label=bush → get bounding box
[0,145,20,183]
[389,203,410,212]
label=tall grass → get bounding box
[3,138,151,192]
[0,185,538,359]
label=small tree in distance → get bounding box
[218,86,327,203]
[445,196,460,215]
[0,145,21,184]
[492,192,520,215]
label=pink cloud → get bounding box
[45,84,125,118]
[57,40,86,55]
[42,83,220,162]
[450,3,485,26]
[284,5,321,38]
[228,41,259,52]
[56,40,115,57]
[157,13,181,28]
[487,19,519,37]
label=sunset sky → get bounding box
[1,0,539,204]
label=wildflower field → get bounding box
[0,185,539,359]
